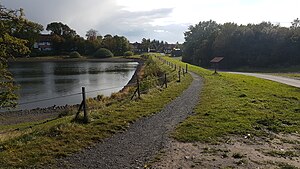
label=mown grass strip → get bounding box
[163,57,300,143]
[0,55,192,168]
[270,73,300,80]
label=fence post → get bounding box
[186,64,188,73]
[165,73,167,88]
[82,87,88,123]
[182,68,185,76]
[137,78,140,98]
[178,70,181,82]
[75,101,83,120]
[175,65,176,70]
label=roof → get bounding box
[210,57,224,63]
[38,34,53,42]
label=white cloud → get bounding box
[1,0,299,43]
[154,30,168,33]
[118,0,299,27]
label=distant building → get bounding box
[131,42,181,54]
[33,34,53,51]
[171,48,182,57]
[130,42,140,53]
[131,42,150,53]
[149,48,157,52]
[164,44,176,54]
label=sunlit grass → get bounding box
[163,57,300,143]
[234,65,300,73]
[269,73,300,80]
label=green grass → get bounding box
[234,65,300,73]
[0,55,192,168]
[270,73,300,80]
[162,56,300,143]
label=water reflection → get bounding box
[8,61,138,110]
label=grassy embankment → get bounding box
[162,57,300,143]
[0,54,192,168]
[270,73,300,80]
[234,65,300,73]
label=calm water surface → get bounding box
[8,61,138,110]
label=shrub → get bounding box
[94,48,114,58]
[124,51,134,56]
[69,51,82,58]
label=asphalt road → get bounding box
[227,72,300,88]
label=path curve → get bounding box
[55,72,203,169]
[227,72,300,88]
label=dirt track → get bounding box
[53,72,203,169]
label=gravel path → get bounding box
[227,72,300,88]
[55,72,202,169]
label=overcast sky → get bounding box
[1,0,299,43]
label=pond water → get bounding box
[8,61,138,110]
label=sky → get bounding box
[1,0,299,43]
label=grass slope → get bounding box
[163,57,300,143]
[270,73,300,80]
[0,55,192,168]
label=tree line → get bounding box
[0,5,35,107]
[137,38,181,53]
[42,26,181,56]
[33,23,131,57]
[183,20,300,69]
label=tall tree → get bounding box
[183,20,300,69]
[0,5,32,108]
[46,22,76,37]
[291,18,300,29]
[86,29,98,41]
[183,20,219,66]
[140,38,151,52]
[46,22,78,52]
[102,35,131,56]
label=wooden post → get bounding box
[182,68,185,76]
[82,87,88,123]
[175,65,176,70]
[164,73,167,88]
[137,78,140,98]
[214,63,217,74]
[178,70,181,82]
[75,101,83,120]
[186,64,188,73]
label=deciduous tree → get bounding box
[0,5,32,108]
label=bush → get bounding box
[94,48,114,58]
[69,51,82,58]
[124,51,134,56]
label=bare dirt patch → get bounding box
[151,133,300,169]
